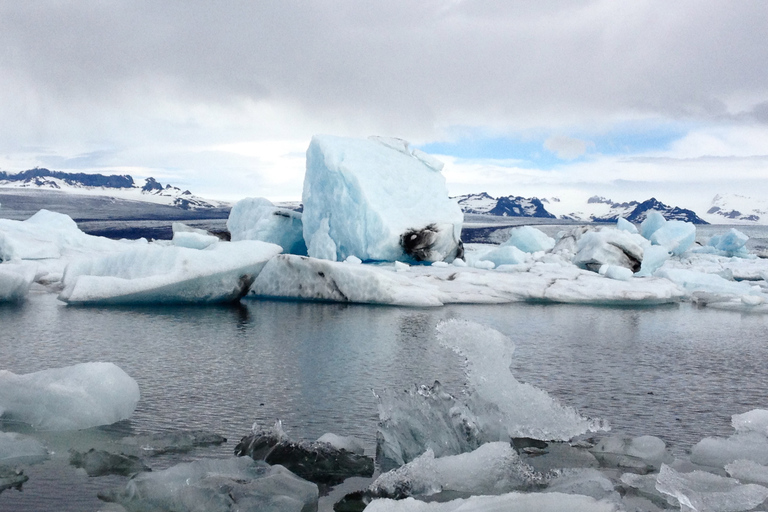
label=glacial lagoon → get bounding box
[2,288,768,511]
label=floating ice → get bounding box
[437,320,608,442]
[70,448,149,477]
[726,459,768,485]
[302,135,463,263]
[364,492,620,512]
[0,362,139,430]
[655,463,768,512]
[370,443,540,499]
[235,421,374,486]
[590,435,670,471]
[708,229,750,257]
[649,220,696,256]
[655,268,766,302]
[572,229,645,273]
[502,226,555,253]
[120,430,227,456]
[227,197,307,255]
[316,433,365,455]
[59,240,282,304]
[545,468,618,502]
[732,409,768,434]
[636,245,671,277]
[0,263,36,302]
[0,467,28,494]
[691,409,768,467]
[617,217,638,234]
[479,245,527,266]
[99,457,319,512]
[0,432,48,465]
[640,210,667,239]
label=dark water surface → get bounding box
[1,291,768,510]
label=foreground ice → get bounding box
[0,362,139,430]
[691,409,768,468]
[302,135,463,263]
[364,492,620,512]
[0,262,36,301]
[227,197,307,255]
[59,240,282,304]
[0,432,48,465]
[99,457,319,512]
[376,322,607,470]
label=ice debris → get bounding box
[120,429,227,456]
[59,240,282,304]
[234,421,374,486]
[0,263,36,302]
[99,456,318,512]
[0,362,139,430]
[227,197,307,255]
[708,228,750,257]
[502,226,555,253]
[691,409,768,468]
[0,431,49,465]
[302,135,463,263]
[0,467,28,494]
[69,448,150,477]
[364,492,620,512]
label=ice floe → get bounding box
[0,362,139,430]
[59,240,282,304]
[302,135,463,263]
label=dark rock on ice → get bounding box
[234,422,374,486]
[69,448,150,477]
[400,224,463,263]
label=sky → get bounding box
[1,1,767,213]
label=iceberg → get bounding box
[478,245,527,266]
[708,228,750,257]
[649,220,696,256]
[369,442,540,499]
[0,362,139,430]
[572,229,645,273]
[227,197,307,255]
[234,421,374,486]
[502,226,555,253]
[616,217,638,234]
[99,457,319,512]
[302,135,463,263]
[639,210,667,239]
[59,240,282,304]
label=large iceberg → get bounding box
[0,362,139,430]
[302,135,463,263]
[227,197,307,255]
[59,240,282,304]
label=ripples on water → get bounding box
[1,290,768,510]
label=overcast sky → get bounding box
[1,0,767,210]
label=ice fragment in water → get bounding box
[691,409,768,467]
[0,362,139,430]
[227,197,307,255]
[316,433,365,455]
[99,457,318,512]
[0,263,35,302]
[364,492,621,512]
[590,435,670,472]
[0,431,48,465]
[726,459,768,485]
[70,448,150,477]
[502,226,555,253]
[302,135,462,263]
[655,463,768,512]
[479,245,527,266]
[708,228,750,257]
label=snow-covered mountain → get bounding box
[557,196,707,224]
[0,168,228,210]
[702,194,768,224]
[454,193,556,218]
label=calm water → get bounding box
[2,289,768,510]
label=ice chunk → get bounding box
[617,217,638,234]
[364,492,620,512]
[0,467,28,494]
[640,210,667,239]
[0,362,139,430]
[0,432,48,465]
[545,468,618,502]
[655,463,768,512]
[316,433,365,455]
[726,460,768,485]
[502,226,555,253]
[636,245,671,277]
[59,240,282,304]
[121,430,227,456]
[733,409,768,435]
[302,135,463,263]
[572,229,645,273]
[172,231,219,250]
[656,268,766,301]
[70,448,150,477]
[370,443,540,499]
[590,435,670,471]
[649,220,696,255]
[709,229,750,257]
[691,409,768,467]
[598,264,633,281]
[479,245,527,266]
[235,421,374,486]
[437,320,607,442]
[227,197,307,255]
[0,263,36,302]
[99,457,318,512]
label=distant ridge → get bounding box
[575,196,708,224]
[454,193,556,218]
[0,168,226,210]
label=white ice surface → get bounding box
[227,197,306,255]
[302,135,462,262]
[172,231,219,250]
[365,492,620,512]
[316,433,366,455]
[0,362,139,430]
[59,240,282,305]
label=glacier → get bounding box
[0,362,139,430]
[302,135,463,263]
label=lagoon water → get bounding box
[2,289,768,511]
